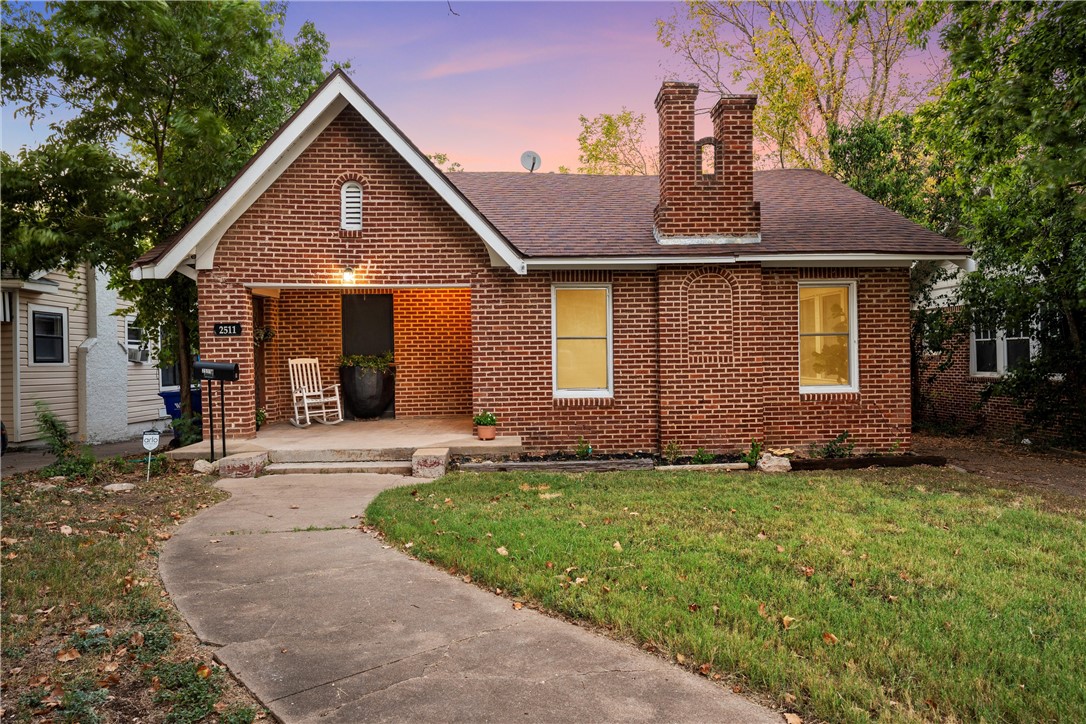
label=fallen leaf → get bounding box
[0,537,17,545]
[403,542,414,549]
[130,631,145,647]
[776,545,785,553]
[462,575,472,583]
[210,539,221,544]
[214,701,229,713]
[612,541,623,552]
[782,615,796,630]
[574,577,588,585]
[887,595,899,603]
[59,525,74,536]
[196,663,211,679]
[688,603,701,613]
[518,484,532,491]
[56,648,81,662]
[539,492,562,499]
[156,532,172,541]
[698,663,711,675]
[756,530,767,540]
[12,614,28,624]
[601,585,611,593]
[151,675,161,692]
[100,661,119,673]
[97,673,121,688]
[28,674,50,687]
[822,632,839,645]
[732,684,743,693]
[675,653,686,664]
[783,693,796,705]
[496,546,508,556]
[758,602,768,619]
[545,561,554,569]
[4,552,15,560]
[802,566,814,578]
[899,571,911,582]
[290,505,300,509]
[512,602,524,610]
[784,714,803,724]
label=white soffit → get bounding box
[140,73,526,279]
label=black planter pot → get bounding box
[340,367,395,419]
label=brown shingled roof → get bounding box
[447,168,967,258]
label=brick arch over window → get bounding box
[681,267,735,367]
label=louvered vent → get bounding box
[341,182,363,230]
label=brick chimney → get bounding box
[654,82,760,243]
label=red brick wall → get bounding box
[654,83,760,239]
[916,324,1029,436]
[762,267,913,453]
[198,105,488,438]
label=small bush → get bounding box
[810,431,855,459]
[220,706,257,724]
[575,436,593,459]
[662,440,682,465]
[171,414,203,446]
[57,680,109,724]
[148,661,225,724]
[740,439,763,467]
[35,401,95,479]
[67,624,112,654]
[691,447,715,464]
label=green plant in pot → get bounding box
[473,410,497,440]
[339,352,395,419]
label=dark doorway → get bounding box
[342,294,395,418]
[342,294,393,356]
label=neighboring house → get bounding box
[0,265,169,445]
[131,71,968,453]
[914,263,1039,436]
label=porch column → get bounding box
[196,271,257,439]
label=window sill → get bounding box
[553,396,614,408]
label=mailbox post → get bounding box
[194,361,240,461]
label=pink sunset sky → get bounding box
[1,1,946,172]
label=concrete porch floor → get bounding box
[167,415,522,462]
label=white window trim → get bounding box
[341,181,363,230]
[28,303,69,366]
[124,316,150,364]
[797,280,859,394]
[970,326,1038,378]
[551,283,614,399]
[156,329,180,391]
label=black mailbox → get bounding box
[194,361,239,382]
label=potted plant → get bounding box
[339,352,395,418]
[473,410,497,440]
[253,325,276,346]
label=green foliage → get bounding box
[35,401,96,479]
[577,108,657,175]
[66,625,112,654]
[339,351,395,372]
[427,152,464,173]
[574,436,593,460]
[220,707,257,724]
[171,414,203,447]
[909,2,1086,443]
[1,1,338,421]
[472,410,497,427]
[691,447,715,464]
[147,661,225,724]
[662,440,683,465]
[57,679,109,724]
[255,407,267,428]
[810,431,855,459]
[740,439,763,467]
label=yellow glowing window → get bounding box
[799,284,854,389]
[553,287,611,394]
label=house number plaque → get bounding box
[214,323,243,336]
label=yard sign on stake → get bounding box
[142,428,160,484]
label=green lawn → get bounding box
[366,467,1086,723]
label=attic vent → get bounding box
[341,181,363,230]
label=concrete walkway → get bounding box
[161,474,780,723]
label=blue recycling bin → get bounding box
[158,388,203,440]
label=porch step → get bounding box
[263,461,412,476]
[269,448,415,463]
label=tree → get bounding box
[2,0,336,420]
[427,152,464,173]
[656,1,940,169]
[576,107,658,175]
[910,1,1086,442]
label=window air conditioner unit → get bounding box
[128,347,150,363]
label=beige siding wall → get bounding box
[1,310,13,430]
[18,269,88,441]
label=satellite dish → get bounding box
[520,150,541,173]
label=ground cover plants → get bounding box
[367,466,1086,723]
[0,456,261,723]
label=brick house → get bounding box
[131,71,968,454]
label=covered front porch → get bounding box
[168,415,522,468]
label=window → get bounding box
[126,319,149,363]
[971,322,1034,376]
[552,285,612,397]
[798,282,857,392]
[341,181,362,230]
[160,362,180,390]
[29,304,68,365]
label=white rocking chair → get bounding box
[288,358,344,428]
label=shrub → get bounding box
[575,436,593,459]
[810,431,855,459]
[691,447,715,464]
[662,440,682,465]
[740,439,763,467]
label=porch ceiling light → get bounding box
[342,265,356,285]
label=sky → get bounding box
[0,1,945,172]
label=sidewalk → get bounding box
[160,474,781,723]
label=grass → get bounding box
[366,466,1086,723]
[0,456,262,723]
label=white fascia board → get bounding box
[140,74,526,279]
[525,253,968,270]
